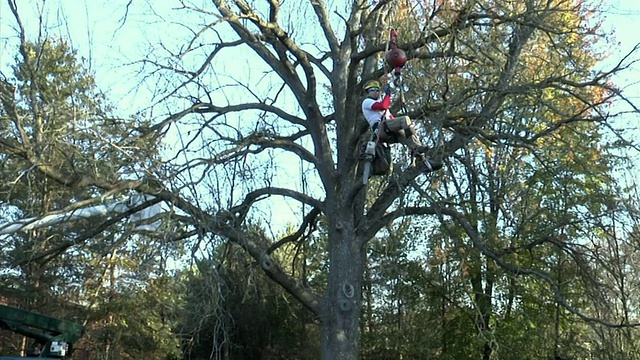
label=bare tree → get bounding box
[3,0,640,359]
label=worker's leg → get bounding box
[383,116,424,153]
[384,116,441,173]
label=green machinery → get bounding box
[0,304,84,359]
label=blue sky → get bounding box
[602,0,640,96]
[1,0,637,110]
[1,1,637,93]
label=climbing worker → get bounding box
[361,79,441,173]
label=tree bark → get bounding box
[320,200,364,360]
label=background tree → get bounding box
[0,2,179,358]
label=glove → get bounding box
[383,84,391,96]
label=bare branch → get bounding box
[267,207,322,254]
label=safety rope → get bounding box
[422,23,449,160]
[384,28,409,115]
[384,24,449,165]
[389,6,451,162]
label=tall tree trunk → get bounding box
[363,255,373,337]
[321,209,363,360]
[441,263,449,356]
[471,261,494,360]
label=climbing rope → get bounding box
[384,28,409,116]
[383,22,451,162]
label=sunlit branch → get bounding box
[193,101,306,126]
[214,0,318,104]
[357,167,425,240]
[309,0,339,53]
[267,207,322,254]
[227,186,325,225]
